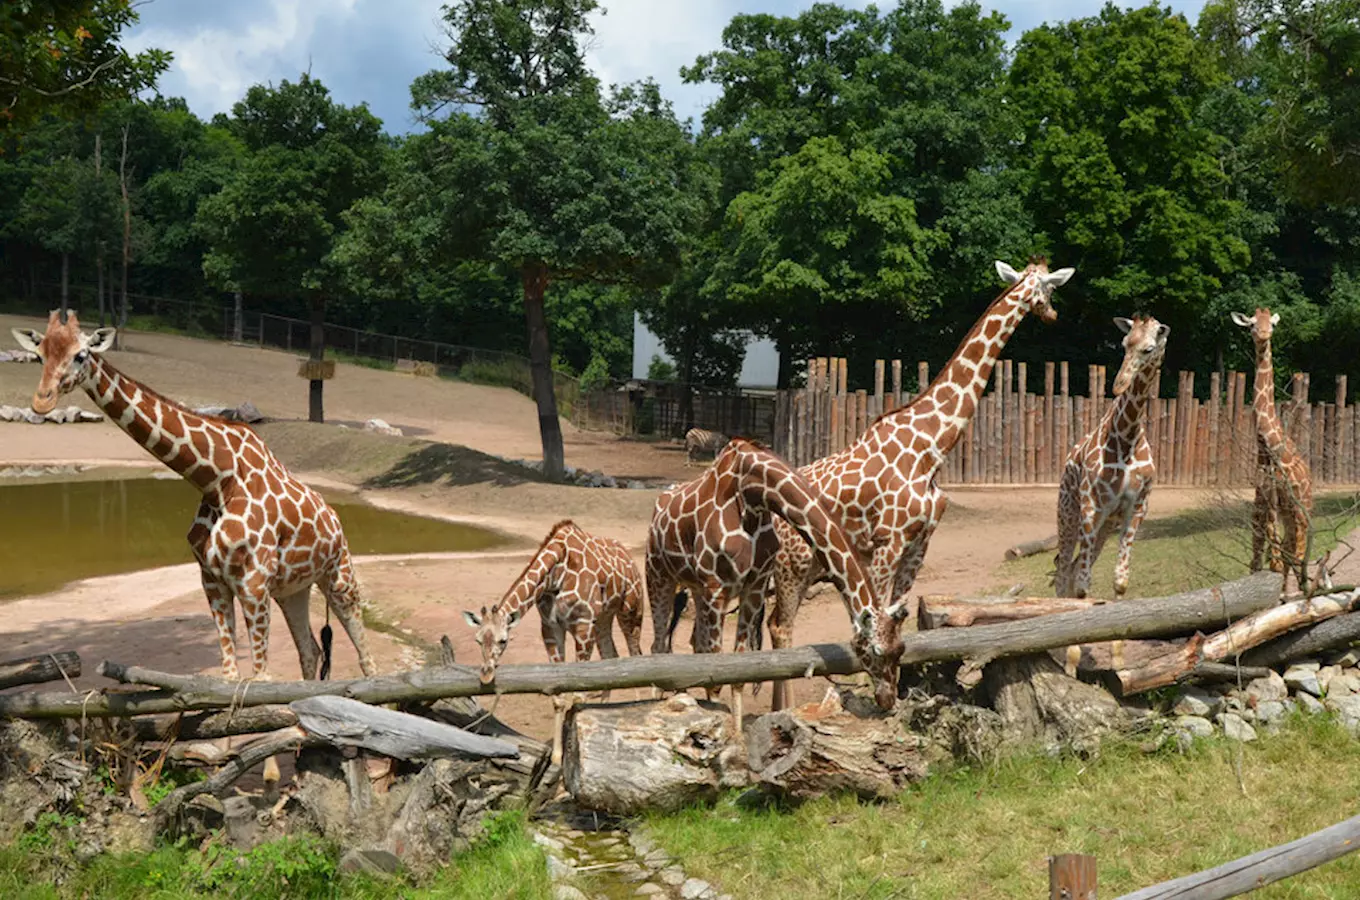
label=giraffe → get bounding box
[765,257,1075,710]
[684,427,729,467]
[646,437,891,723]
[1231,307,1313,593]
[462,519,644,765]
[12,312,377,684]
[1054,315,1169,599]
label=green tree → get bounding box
[411,0,699,479]
[0,1,169,139]
[197,75,386,422]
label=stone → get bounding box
[1289,660,1322,672]
[553,887,590,900]
[339,848,401,875]
[1244,672,1288,704]
[533,831,567,852]
[619,864,652,883]
[681,877,716,899]
[635,885,664,896]
[363,418,403,437]
[1328,649,1360,668]
[643,848,671,869]
[1329,675,1360,697]
[1171,688,1219,718]
[628,832,655,856]
[1298,692,1326,715]
[1255,700,1287,727]
[236,401,264,423]
[660,866,687,886]
[1318,665,1343,692]
[1217,713,1258,742]
[1172,715,1214,750]
[1325,696,1360,734]
[1284,665,1323,697]
[547,855,575,880]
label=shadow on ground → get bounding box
[364,441,546,489]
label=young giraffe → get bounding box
[765,257,1074,710]
[462,519,644,765]
[1231,307,1314,593]
[646,438,892,722]
[1054,315,1169,599]
[13,312,376,684]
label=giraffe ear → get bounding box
[1113,317,1133,335]
[995,260,1022,284]
[1157,323,1170,341]
[886,601,910,623]
[1230,312,1253,327]
[11,328,42,354]
[506,608,522,626]
[87,327,117,354]
[462,610,482,628]
[1270,313,1280,326]
[856,608,874,633]
[1042,267,1075,288]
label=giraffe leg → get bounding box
[1054,463,1081,597]
[319,555,376,677]
[730,585,766,730]
[768,547,812,711]
[1249,485,1269,573]
[200,569,240,680]
[275,588,322,680]
[594,606,619,703]
[1113,488,1150,599]
[617,583,645,658]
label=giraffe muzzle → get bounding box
[479,667,496,685]
[31,390,57,415]
[1037,305,1058,324]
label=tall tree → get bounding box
[411,0,699,479]
[197,75,385,422]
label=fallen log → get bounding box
[155,726,318,821]
[1050,639,1187,675]
[0,572,1283,721]
[1004,534,1059,561]
[0,651,80,689]
[562,694,746,814]
[1241,611,1360,668]
[130,705,299,742]
[1115,811,1360,900]
[287,696,519,761]
[921,595,1104,629]
[1110,588,1359,695]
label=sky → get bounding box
[124,0,1208,135]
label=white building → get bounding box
[631,311,780,389]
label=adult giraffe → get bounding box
[646,438,891,719]
[12,312,376,684]
[1232,307,1313,593]
[1054,315,1168,599]
[766,257,1075,709]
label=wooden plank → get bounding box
[1208,371,1221,486]
[1017,362,1029,482]
[855,389,868,444]
[0,651,81,689]
[1050,854,1097,900]
[1166,388,1179,486]
[1002,359,1014,482]
[891,359,902,411]
[873,359,885,415]
[1043,362,1056,480]
[838,357,849,452]
[918,361,930,396]
[991,365,1003,484]
[828,357,842,454]
[289,695,521,760]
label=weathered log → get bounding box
[287,696,519,761]
[0,651,80,689]
[130,705,300,742]
[1112,589,1359,695]
[921,595,1104,629]
[1115,811,1360,900]
[1004,534,1059,561]
[154,726,318,822]
[1050,639,1188,676]
[746,689,938,801]
[1241,611,1360,668]
[562,694,746,814]
[0,573,1283,721]
[1186,661,1273,683]
[985,654,1133,753]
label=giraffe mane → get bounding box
[496,519,576,611]
[100,359,258,432]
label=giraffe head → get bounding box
[994,256,1075,324]
[1111,315,1170,395]
[851,602,908,709]
[1231,307,1279,346]
[11,310,117,415]
[462,604,521,684]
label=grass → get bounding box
[645,715,1360,899]
[997,490,1360,598]
[0,809,553,900]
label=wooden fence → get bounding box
[771,357,1359,486]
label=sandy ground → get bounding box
[0,316,1236,742]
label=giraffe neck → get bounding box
[890,286,1030,455]
[1252,340,1289,456]
[1106,357,1160,446]
[83,358,231,494]
[499,531,569,617]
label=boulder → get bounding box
[363,418,403,437]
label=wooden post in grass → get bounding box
[1049,853,1097,899]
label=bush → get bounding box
[647,354,676,382]
[578,353,611,392]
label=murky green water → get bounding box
[0,475,506,600]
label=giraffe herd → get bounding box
[11,256,1316,746]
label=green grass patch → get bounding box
[329,349,397,371]
[0,809,552,900]
[999,491,1360,598]
[645,714,1360,899]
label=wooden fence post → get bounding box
[891,359,902,410]
[873,359,885,420]
[1048,853,1097,900]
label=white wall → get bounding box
[632,312,780,389]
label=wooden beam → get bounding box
[1116,812,1360,900]
[0,651,80,689]
[1240,610,1360,668]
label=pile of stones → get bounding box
[0,404,103,424]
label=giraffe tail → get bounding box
[319,605,334,681]
[667,590,689,643]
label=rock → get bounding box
[552,887,589,900]
[1318,665,1343,692]
[339,848,402,875]
[635,885,664,896]
[533,831,567,853]
[222,795,264,850]
[1284,665,1323,697]
[236,401,264,423]
[681,878,716,899]
[643,848,670,868]
[628,832,655,856]
[547,855,575,880]
[1171,688,1220,718]
[619,863,652,883]
[1244,672,1288,704]
[1325,696,1360,734]
[1328,649,1360,668]
[1329,674,1360,697]
[1297,692,1326,715]
[1255,700,1287,727]
[1172,715,1214,750]
[660,866,686,886]
[104,811,154,855]
[363,418,403,437]
[1217,713,1258,742]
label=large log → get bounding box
[0,572,1283,721]
[1111,588,1359,695]
[562,694,746,814]
[287,696,519,761]
[922,596,1104,629]
[0,651,80,689]
[1004,534,1059,561]
[1115,811,1360,900]
[1241,611,1360,668]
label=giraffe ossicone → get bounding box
[12,310,376,684]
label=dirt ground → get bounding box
[0,316,1221,741]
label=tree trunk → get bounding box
[118,124,131,345]
[309,295,325,423]
[521,263,564,480]
[60,252,69,316]
[94,132,105,326]
[233,291,244,343]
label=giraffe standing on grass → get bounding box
[765,258,1075,710]
[1054,315,1169,599]
[14,311,379,785]
[1231,307,1313,593]
[463,519,644,765]
[647,438,891,721]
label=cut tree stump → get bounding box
[985,654,1133,753]
[0,651,80,689]
[746,689,938,801]
[562,694,746,815]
